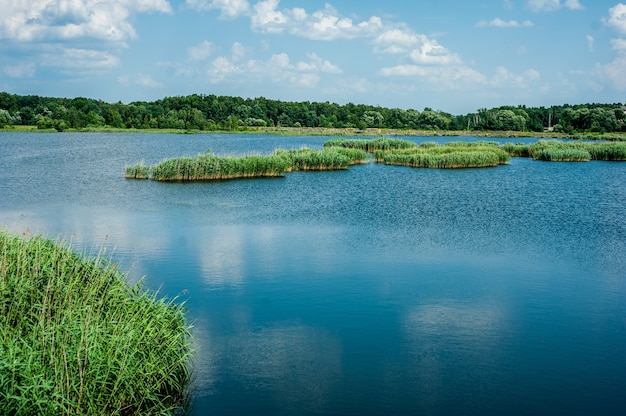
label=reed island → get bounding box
[125,138,626,181]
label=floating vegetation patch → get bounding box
[274,147,351,171]
[0,230,192,415]
[324,137,418,152]
[126,139,626,181]
[500,140,626,161]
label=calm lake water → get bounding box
[1,132,625,415]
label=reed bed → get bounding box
[274,147,351,171]
[324,137,418,152]
[0,230,191,416]
[381,150,501,169]
[373,143,510,168]
[532,148,591,162]
[127,152,291,181]
[126,139,626,181]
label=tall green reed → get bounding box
[0,231,192,416]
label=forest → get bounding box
[1,91,625,134]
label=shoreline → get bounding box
[2,125,625,141]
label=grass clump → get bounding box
[532,148,591,162]
[128,152,291,181]
[373,142,509,169]
[381,150,502,169]
[0,230,192,416]
[275,146,369,170]
[324,137,418,152]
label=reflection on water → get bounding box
[1,133,625,415]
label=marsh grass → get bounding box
[533,148,591,162]
[0,230,192,415]
[372,142,510,168]
[381,150,502,169]
[324,137,418,152]
[126,139,626,180]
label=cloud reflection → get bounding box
[217,323,342,412]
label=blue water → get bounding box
[1,132,625,415]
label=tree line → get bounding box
[1,91,625,133]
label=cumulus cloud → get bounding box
[251,0,288,33]
[250,0,382,40]
[611,38,626,50]
[186,0,250,18]
[604,3,626,35]
[374,28,422,54]
[188,40,214,61]
[136,73,163,88]
[0,0,172,74]
[207,45,341,88]
[527,0,584,12]
[600,54,626,90]
[490,66,540,88]
[0,0,172,42]
[476,18,534,28]
[2,63,36,78]
[41,46,120,70]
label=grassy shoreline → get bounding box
[2,124,626,140]
[0,230,192,415]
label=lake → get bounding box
[1,132,625,415]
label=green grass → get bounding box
[126,146,371,181]
[127,152,291,181]
[0,230,192,415]
[381,150,502,169]
[126,138,626,180]
[323,137,418,152]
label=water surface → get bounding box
[1,132,625,415]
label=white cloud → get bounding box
[188,40,214,61]
[374,28,422,54]
[41,46,120,69]
[476,18,534,28]
[611,38,626,50]
[232,42,246,61]
[0,0,172,42]
[490,66,540,88]
[2,63,36,78]
[295,53,342,74]
[251,0,288,33]
[587,34,594,52]
[527,0,584,12]
[604,3,626,35]
[185,0,250,18]
[380,64,486,89]
[250,0,382,40]
[135,73,163,88]
[600,54,626,90]
[563,0,584,10]
[207,48,341,88]
[409,39,460,66]
[208,56,241,82]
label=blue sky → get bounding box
[1,0,626,114]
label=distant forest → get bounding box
[1,91,625,133]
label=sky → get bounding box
[1,0,626,114]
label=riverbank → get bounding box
[0,230,192,415]
[2,124,625,141]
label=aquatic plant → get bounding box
[0,230,192,415]
[532,148,591,162]
[149,153,291,181]
[124,162,151,179]
[381,150,501,169]
[324,137,417,152]
[274,147,351,171]
[586,142,626,161]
